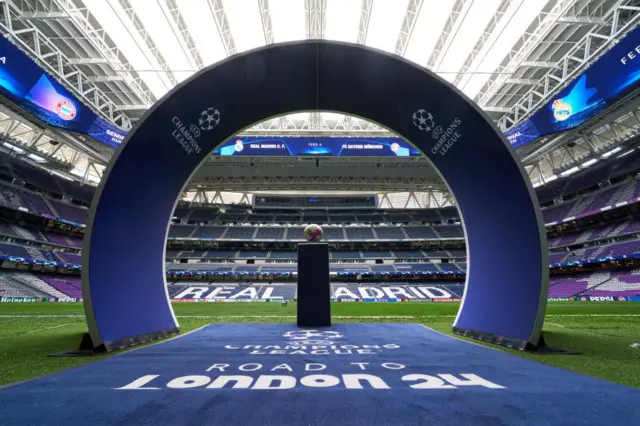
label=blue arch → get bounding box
[82,41,548,351]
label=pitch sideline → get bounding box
[1,314,639,319]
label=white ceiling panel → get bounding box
[325,0,361,43]
[437,0,502,83]
[82,0,172,99]
[270,0,306,42]
[221,0,265,53]
[130,0,194,82]
[404,0,456,68]
[176,0,227,68]
[460,0,550,99]
[365,0,410,53]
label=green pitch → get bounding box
[0,302,639,388]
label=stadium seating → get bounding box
[541,177,640,223]
[548,218,640,248]
[57,252,82,265]
[549,270,640,298]
[254,227,286,240]
[49,201,87,224]
[0,183,53,216]
[5,146,640,281]
[374,227,405,239]
[158,223,458,242]
[586,269,640,296]
[9,272,68,298]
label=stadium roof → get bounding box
[0,0,639,193]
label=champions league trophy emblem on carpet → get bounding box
[283,330,343,346]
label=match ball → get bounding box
[303,224,324,242]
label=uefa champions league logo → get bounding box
[283,330,343,346]
[412,109,435,132]
[411,108,463,156]
[198,107,221,131]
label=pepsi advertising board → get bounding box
[507,26,640,148]
[0,36,126,148]
[213,137,421,157]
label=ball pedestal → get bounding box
[297,243,331,327]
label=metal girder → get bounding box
[356,0,372,44]
[186,175,442,192]
[452,0,516,87]
[20,10,75,18]
[305,0,326,40]
[524,91,640,163]
[243,113,393,136]
[115,0,178,88]
[258,0,274,44]
[67,58,109,65]
[182,189,453,209]
[88,76,125,82]
[160,0,204,70]
[482,0,640,129]
[476,0,583,108]
[527,98,640,187]
[520,60,558,68]
[484,106,512,113]
[115,104,147,111]
[426,0,468,71]
[207,0,237,56]
[37,0,154,115]
[498,1,640,129]
[0,104,109,179]
[504,78,541,85]
[0,0,133,129]
[394,0,422,56]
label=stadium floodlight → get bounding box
[581,159,598,168]
[2,142,24,153]
[617,149,635,158]
[601,147,622,158]
[27,154,46,163]
[560,167,580,177]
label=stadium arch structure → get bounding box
[82,41,548,351]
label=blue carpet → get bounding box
[1,323,639,425]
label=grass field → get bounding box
[1,301,639,388]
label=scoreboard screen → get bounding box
[213,137,421,157]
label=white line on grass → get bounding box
[20,323,72,334]
[1,314,639,319]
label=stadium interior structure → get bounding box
[2,2,640,423]
[0,0,637,308]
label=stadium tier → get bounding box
[541,177,640,224]
[165,261,467,275]
[1,153,640,229]
[169,224,464,241]
[3,270,638,301]
[1,143,640,273]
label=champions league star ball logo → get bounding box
[412,109,435,132]
[283,330,343,346]
[198,107,221,131]
[55,100,77,121]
